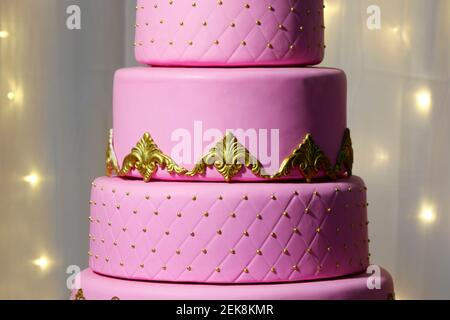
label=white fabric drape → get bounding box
[0,0,448,299]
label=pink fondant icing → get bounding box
[88,176,369,284]
[74,268,394,300]
[113,67,347,181]
[135,0,325,67]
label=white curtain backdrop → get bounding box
[0,0,448,299]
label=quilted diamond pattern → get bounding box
[89,176,370,284]
[135,0,325,66]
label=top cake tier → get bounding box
[134,0,325,67]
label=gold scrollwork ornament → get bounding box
[106,129,353,183]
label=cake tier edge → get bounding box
[89,176,369,284]
[112,67,348,182]
[135,0,325,67]
[72,268,394,300]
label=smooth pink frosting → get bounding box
[135,0,325,66]
[74,268,394,300]
[88,176,369,284]
[113,67,347,181]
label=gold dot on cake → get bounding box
[243,195,249,200]
[187,266,192,271]
[283,248,290,255]
[327,246,332,251]
[133,209,138,214]
[188,40,193,46]
[304,208,310,214]
[256,214,262,220]
[162,266,167,271]
[192,196,197,201]
[120,262,124,267]
[165,230,170,235]
[293,227,300,234]
[230,212,236,218]
[243,230,249,237]
[176,249,181,255]
[215,267,221,273]
[230,249,236,254]
[256,249,262,255]
[125,192,130,196]
[218,195,223,200]
[217,230,222,235]
[293,265,299,271]
[327,208,333,213]
[271,267,277,274]
[145,195,150,200]
[131,244,136,249]
[241,40,247,46]
[166,195,172,200]
[230,22,236,28]
[271,232,277,238]
[256,20,262,26]
[244,4,250,9]
[268,5,274,11]
[180,21,184,26]
[243,268,249,273]
[267,43,274,49]
[203,211,209,217]
[190,232,195,237]
[202,249,208,254]
[142,228,147,233]
[213,40,219,45]
[177,212,182,218]
[217,0,223,5]
[282,211,290,218]
[202,21,207,26]
[316,227,321,234]
[289,44,295,50]
[151,248,156,253]
[154,211,159,216]
[299,25,304,31]
[140,264,144,268]
[307,248,313,254]
[271,194,277,200]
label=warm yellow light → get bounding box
[33,256,51,271]
[7,91,16,101]
[23,173,41,187]
[391,26,400,34]
[419,204,436,224]
[0,30,9,38]
[373,148,389,167]
[415,89,432,114]
[324,1,340,21]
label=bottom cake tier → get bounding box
[72,268,394,300]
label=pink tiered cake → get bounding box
[73,0,394,300]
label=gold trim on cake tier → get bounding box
[106,129,353,183]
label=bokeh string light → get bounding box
[418,203,437,225]
[23,172,41,188]
[32,255,51,272]
[0,30,9,38]
[414,88,432,115]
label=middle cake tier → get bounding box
[88,176,369,284]
[111,67,349,182]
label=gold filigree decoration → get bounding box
[72,289,121,300]
[267,134,336,182]
[186,132,268,182]
[73,289,86,300]
[335,128,353,176]
[118,132,187,182]
[106,129,353,183]
[106,129,120,177]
